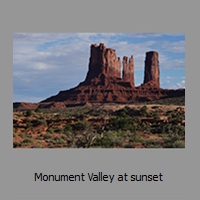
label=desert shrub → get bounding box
[146,144,163,148]
[26,122,33,128]
[161,123,173,134]
[158,123,184,137]
[35,108,41,113]
[139,106,148,116]
[138,121,151,132]
[141,138,162,148]
[93,136,113,148]
[26,110,32,117]
[109,116,137,132]
[55,127,64,133]
[64,124,72,132]
[117,107,128,118]
[74,112,86,120]
[114,107,141,117]
[164,124,185,136]
[73,120,89,130]
[163,138,176,148]
[164,138,185,148]
[106,131,123,147]
[13,142,22,148]
[35,136,44,140]
[161,134,170,141]
[91,131,124,148]
[19,132,26,138]
[31,144,43,148]
[168,113,185,124]
[52,137,65,145]
[152,113,160,120]
[23,138,33,143]
[35,120,47,126]
[53,114,62,120]
[173,140,185,148]
[61,135,66,140]
[118,110,127,118]
[63,130,72,137]
[146,112,152,117]
[44,133,52,139]
[48,127,54,134]
[128,133,141,143]
[151,125,162,134]
[171,125,185,136]
[123,143,132,148]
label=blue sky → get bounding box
[13,33,185,103]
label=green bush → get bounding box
[19,132,26,138]
[93,137,113,148]
[171,125,185,136]
[141,138,163,148]
[44,133,52,139]
[48,127,54,134]
[109,116,137,132]
[35,120,47,126]
[35,108,41,113]
[91,131,124,148]
[168,113,185,124]
[26,110,32,117]
[26,122,33,128]
[73,120,89,130]
[13,142,22,148]
[23,138,33,143]
[64,124,72,132]
[52,137,65,145]
[173,140,185,148]
[63,130,72,137]
[139,106,148,116]
[55,127,64,133]
[74,112,86,120]
[152,113,160,120]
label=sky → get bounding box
[13,33,185,103]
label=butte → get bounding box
[14,43,185,109]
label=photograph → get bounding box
[13,33,185,148]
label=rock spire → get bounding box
[143,51,160,88]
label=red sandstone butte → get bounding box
[122,55,134,87]
[143,51,160,88]
[13,43,185,109]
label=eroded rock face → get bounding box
[13,43,185,109]
[84,43,121,85]
[143,51,160,88]
[122,55,134,86]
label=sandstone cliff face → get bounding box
[84,43,122,86]
[122,55,134,86]
[143,51,160,88]
[14,43,184,108]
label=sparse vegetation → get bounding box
[13,99,185,148]
[26,110,32,117]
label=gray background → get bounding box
[0,0,198,199]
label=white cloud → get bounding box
[160,59,185,70]
[32,63,52,70]
[176,80,185,88]
[162,40,185,53]
[132,33,163,38]
[161,77,185,89]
